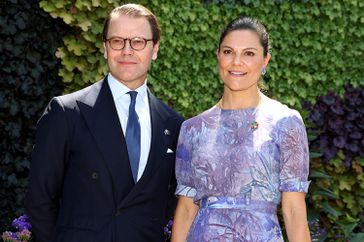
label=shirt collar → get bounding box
[107,73,148,102]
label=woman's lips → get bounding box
[228,71,247,76]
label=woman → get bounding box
[172,16,311,242]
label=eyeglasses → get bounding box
[105,37,153,51]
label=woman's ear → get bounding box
[263,52,271,67]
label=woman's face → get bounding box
[217,30,270,93]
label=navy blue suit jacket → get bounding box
[25,78,184,242]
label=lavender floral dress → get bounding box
[175,97,310,242]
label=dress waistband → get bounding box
[199,196,277,213]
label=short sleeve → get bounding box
[175,122,197,198]
[278,112,311,193]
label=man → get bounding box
[25,4,184,242]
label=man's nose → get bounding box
[121,40,133,54]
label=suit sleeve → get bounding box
[166,168,177,220]
[166,116,184,222]
[25,97,71,242]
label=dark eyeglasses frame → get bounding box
[105,37,153,51]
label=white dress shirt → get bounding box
[108,74,151,181]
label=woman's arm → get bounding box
[171,196,199,242]
[282,192,311,242]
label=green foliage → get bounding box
[306,84,364,241]
[308,157,364,241]
[1,0,363,240]
[0,0,68,231]
[39,0,364,117]
[35,3,364,240]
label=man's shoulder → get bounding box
[56,79,105,108]
[149,91,184,122]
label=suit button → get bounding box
[91,172,99,179]
[115,210,121,216]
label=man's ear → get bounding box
[152,42,159,60]
[103,42,107,59]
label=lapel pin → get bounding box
[250,121,259,131]
[164,129,170,135]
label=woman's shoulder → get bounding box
[260,96,303,121]
[260,97,307,138]
[180,105,219,130]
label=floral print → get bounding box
[175,97,310,242]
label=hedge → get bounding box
[0,0,69,230]
[37,0,364,240]
[1,0,363,241]
[39,0,364,117]
[306,85,364,241]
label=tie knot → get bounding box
[128,91,138,102]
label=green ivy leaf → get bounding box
[322,202,342,218]
[339,180,352,191]
[59,12,74,24]
[92,0,101,7]
[337,215,359,238]
[350,233,364,242]
[309,170,331,179]
[79,20,92,31]
[39,1,56,13]
[309,152,322,159]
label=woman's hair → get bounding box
[218,16,270,57]
[102,4,160,44]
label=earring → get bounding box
[261,68,266,76]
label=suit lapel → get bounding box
[140,91,169,181]
[78,79,134,204]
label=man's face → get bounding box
[103,14,159,90]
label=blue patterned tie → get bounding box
[125,91,141,182]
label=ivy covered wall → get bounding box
[1,0,363,240]
[39,0,364,117]
[36,0,364,240]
